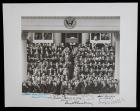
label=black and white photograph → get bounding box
[3,3,137,107]
[22,17,120,95]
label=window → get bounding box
[44,33,53,40]
[101,32,111,40]
[34,33,42,40]
[91,33,100,40]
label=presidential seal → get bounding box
[64,17,76,29]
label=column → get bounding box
[53,33,62,46]
[82,33,89,45]
[22,38,27,81]
[114,32,120,80]
[111,33,116,47]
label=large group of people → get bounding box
[22,39,119,94]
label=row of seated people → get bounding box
[26,42,114,53]
[27,43,115,63]
[27,61,114,70]
[27,55,115,64]
[27,61,114,76]
[22,73,119,94]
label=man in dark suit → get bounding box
[26,80,34,93]
[22,81,28,93]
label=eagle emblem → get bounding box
[64,17,76,29]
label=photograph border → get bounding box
[0,1,139,111]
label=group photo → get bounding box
[21,16,120,95]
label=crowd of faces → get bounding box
[22,40,119,94]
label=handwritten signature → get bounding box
[65,100,94,106]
